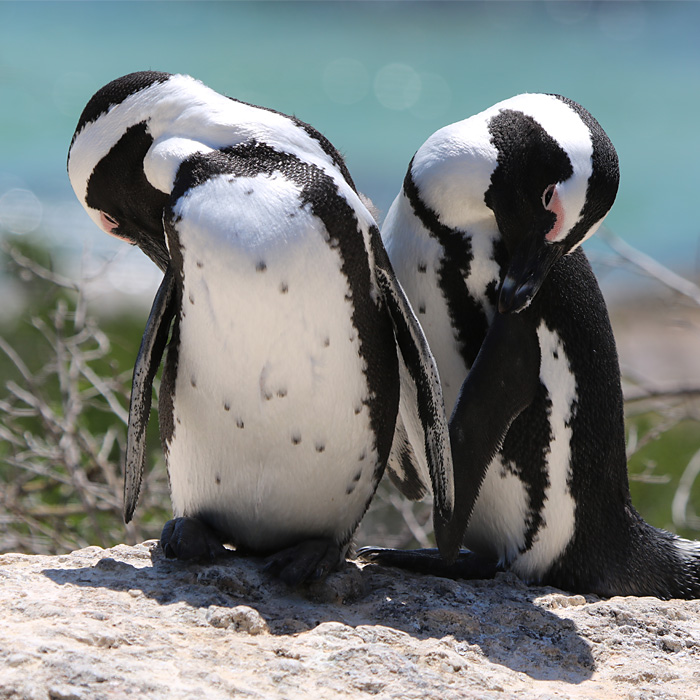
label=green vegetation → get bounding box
[0,240,169,553]
[628,415,700,539]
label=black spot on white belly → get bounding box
[188,293,195,305]
[323,336,330,348]
[291,431,301,445]
[359,449,366,462]
[346,468,364,495]
[277,388,287,398]
[256,261,267,273]
[315,443,325,453]
[190,377,197,388]
[215,474,221,485]
[245,189,254,195]
[418,303,426,314]
[223,401,230,411]
[236,418,244,429]
[279,282,289,294]
[196,260,203,269]
[418,262,427,273]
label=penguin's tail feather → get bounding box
[546,505,700,600]
[600,515,700,600]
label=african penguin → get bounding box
[361,93,700,599]
[67,71,453,585]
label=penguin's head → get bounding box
[68,71,178,272]
[410,93,619,313]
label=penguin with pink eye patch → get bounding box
[66,71,454,587]
[362,94,700,599]
[484,96,617,314]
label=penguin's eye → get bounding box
[542,184,556,209]
[99,211,120,235]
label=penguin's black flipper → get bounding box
[372,235,454,524]
[358,546,501,580]
[436,310,541,562]
[386,415,429,501]
[124,267,177,522]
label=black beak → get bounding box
[498,236,565,314]
[116,221,170,273]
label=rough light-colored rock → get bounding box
[1,542,699,699]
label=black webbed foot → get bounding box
[160,517,229,562]
[263,538,343,588]
[357,546,502,581]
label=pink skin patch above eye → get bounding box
[99,211,131,242]
[99,210,119,235]
[544,186,565,242]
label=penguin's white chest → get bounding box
[464,322,578,578]
[164,173,380,551]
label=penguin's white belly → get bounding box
[165,173,380,551]
[465,322,578,579]
[463,456,530,562]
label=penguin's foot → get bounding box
[263,538,343,588]
[160,517,229,562]
[357,546,502,581]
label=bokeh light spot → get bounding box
[0,188,43,235]
[374,63,422,111]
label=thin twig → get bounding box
[599,227,700,304]
[672,448,700,530]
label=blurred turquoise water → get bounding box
[1,1,699,287]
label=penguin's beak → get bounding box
[118,221,171,273]
[498,236,565,314]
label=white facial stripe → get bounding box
[566,214,606,252]
[410,94,594,241]
[411,115,499,230]
[493,94,593,242]
[69,74,295,204]
[69,73,368,226]
[69,77,180,207]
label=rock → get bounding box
[1,542,699,699]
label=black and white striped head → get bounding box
[68,71,354,272]
[68,71,175,270]
[409,93,619,312]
